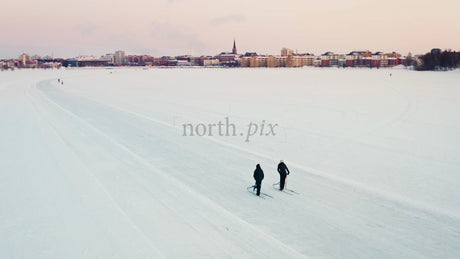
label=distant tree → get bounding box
[404,52,414,68]
[416,49,460,71]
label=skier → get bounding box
[277,160,290,191]
[253,164,264,196]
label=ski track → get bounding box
[46,78,459,221]
[1,78,168,258]
[32,79,306,258]
[2,69,460,258]
[37,76,460,257]
[24,84,166,258]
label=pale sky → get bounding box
[1,0,459,58]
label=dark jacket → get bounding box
[253,164,264,182]
[278,162,290,175]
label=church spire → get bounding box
[232,39,237,54]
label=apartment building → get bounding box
[281,48,294,56]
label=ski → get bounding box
[273,182,299,194]
[247,186,273,198]
[261,193,273,198]
[279,190,294,195]
[284,188,300,194]
[247,186,256,192]
[272,185,293,195]
[254,193,266,199]
[247,186,265,199]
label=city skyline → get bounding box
[0,45,417,70]
[1,0,459,59]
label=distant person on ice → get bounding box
[253,164,264,196]
[277,160,290,191]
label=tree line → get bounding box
[416,49,460,71]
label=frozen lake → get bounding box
[1,67,459,258]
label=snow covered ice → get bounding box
[1,67,459,258]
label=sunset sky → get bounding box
[1,0,459,58]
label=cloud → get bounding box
[150,21,205,51]
[210,15,246,26]
[74,22,100,36]
[106,33,159,54]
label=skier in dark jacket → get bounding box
[277,160,290,190]
[253,164,264,196]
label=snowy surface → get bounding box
[1,67,459,258]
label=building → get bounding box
[218,53,238,62]
[19,53,30,67]
[287,55,302,67]
[338,54,346,67]
[286,54,315,67]
[267,56,277,67]
[255,56,269,67]
[281,48,294,57]
[202,58,220,66]
[1,59,20,70]
[101,53,115,65]
[39,62,62,69]
[275,56,287,67]
[217,40,240,66]
[31,55,41,60]
[301,54,315,66]
[321,52,339,67]
[77,55,98,61]
[177,60,192,66]
[67,56,109,67]
[345,55,354,67]
[114,50,125,66]
[232,39,237,54]
[198,56,216,66]
[371,52,383,67]
[124,55,155,66]
[217,52,239,66]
